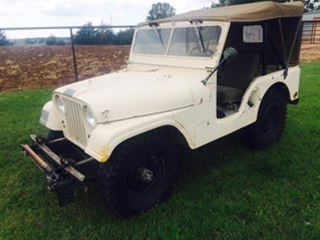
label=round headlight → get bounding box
[55,95,65,114]
[84,107,97,129]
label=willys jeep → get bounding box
[22,1,304,217]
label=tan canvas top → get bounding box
[139,1,304,26]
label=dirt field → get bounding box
[0,45,130,91]
[0,44,319,92]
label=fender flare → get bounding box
[85,116,195,163]
[244,67,299,123]
[40,101,62,131]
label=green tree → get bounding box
[305,0,320,11]
[74,22,117,45]
[74,22,99,45]
[147,2,176,21]
[211,0,267,7]
[26,38,37,45]
[96,25,116,44]
[116,28,134,45]
[0,30,10,46]
[211,0,319,10]
[46,35,65,45]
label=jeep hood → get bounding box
[54,69,210,122]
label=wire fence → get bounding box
[0,21,319,91]
[302,20,320,44]
[0,25,135,83]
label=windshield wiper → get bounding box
[152,26,165,50]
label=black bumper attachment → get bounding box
[21,135,94,207]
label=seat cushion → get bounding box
[217,53,260,91]
[217,85,243,105]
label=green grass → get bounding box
[0,64,320,240]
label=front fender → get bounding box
[84,111,195,163]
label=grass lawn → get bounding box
[0,63,320,240]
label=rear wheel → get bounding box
[247,90,287,149]
[97,134,180,217]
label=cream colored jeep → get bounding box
[22,1,304,216]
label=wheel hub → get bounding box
[139,168,154,183]
[127,156,164,192]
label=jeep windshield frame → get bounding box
[129,21,229,70]
[132,22,222,58]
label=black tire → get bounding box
[97,134,180,217]
[247,90,287,149]
[47,130,64,141]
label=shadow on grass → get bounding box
[70,128,283,221]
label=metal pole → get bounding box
[69,28,78,82]
[316,23,318,44]
[0,25,134,31]
[310,22,313,44]
[262,22,268,75]
[287,18,302,67]
[278,19,287,68]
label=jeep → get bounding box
[22,1,304,216]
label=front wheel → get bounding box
[97,134,180,217]
[247,90,287,149]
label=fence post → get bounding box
[69,28,79,82]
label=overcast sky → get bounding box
[0,0,214,39]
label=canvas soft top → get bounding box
[139,1,304,26]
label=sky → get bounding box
[0,0,214,39]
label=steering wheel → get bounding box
[190,46,214,56]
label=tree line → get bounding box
[44,25,134,46]
[0,25,134,46]
[0,30,11,46]
[0,1,319,46]
[71,23,134,45]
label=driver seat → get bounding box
[217,86,243,105]
[217,53,259,105]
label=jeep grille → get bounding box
[62,96,88,147]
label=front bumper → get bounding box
[21,135,97,206]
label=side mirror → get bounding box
[223,47,238,63]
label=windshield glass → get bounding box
[133,28,171,55]
[133,25,222,57]
[169,26,222,57]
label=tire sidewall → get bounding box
[248,90,287,149]
[117,139,178,211]
[98,135,179,216]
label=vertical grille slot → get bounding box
[62,96,88,147]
